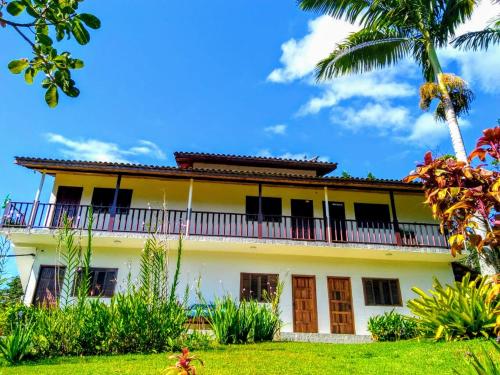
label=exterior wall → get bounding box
[50,172,435,224]
[20,242,454,335]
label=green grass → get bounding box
[0,340,494,374]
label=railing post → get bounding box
[389,191,402,246]
[28,171,46,228]
[257,183,263,239]
[324,187,331,243]
[108,174,122,232]
[185,178,194,237]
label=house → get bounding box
[1,152,454,336]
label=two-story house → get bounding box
[1,152,454,336]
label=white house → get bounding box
[1,152,455,335]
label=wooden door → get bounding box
[291,199,315,239]
[292,275,318,333]
[52,186,83,226]
[327,277,355,334]
[324,202,347,242]
[33,266,66,307]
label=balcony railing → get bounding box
[1,201,449,249]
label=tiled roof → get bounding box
[14,157,422,191]
[174,151,338,176]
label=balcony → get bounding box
[1,201,449,249]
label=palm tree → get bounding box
[299,0,477,161]
[452,9,499,51]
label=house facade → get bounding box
[1,152,454,335]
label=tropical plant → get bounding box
[455,340,500,375]
[0,0,100,107]
[0,320,34,365]
[367,310,418,341]
[0,236,11,289]
[0,276,24,308]
[452,6,499,52]
[299,0,476,161]
[164,348,204,375]
[404,127,500,274]
[408,274,499,341]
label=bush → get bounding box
[367,310,418,341]
[0,320,34,365]
[207,293,282,345]
[408,274,499,341]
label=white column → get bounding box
[324,187,331,242]
[185,178,194,237]
[29,171,46,227]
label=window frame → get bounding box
[245,196,282,223]
[362,277,402,307]
[91,188,133,214]
[73,267,118,298]
[240,272,279,302]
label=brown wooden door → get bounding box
[328,277,355,334]
[52,186,83,226]
[291,199,315,240]
[292,275,318,333]
[33,266,66,307]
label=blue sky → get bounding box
[1,1,499,275]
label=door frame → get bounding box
[290,199,315,240]
[327,276,355,334]
[291,274,318,333]
[323,201,347,242]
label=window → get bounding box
[354,203,391,228]
[240,273,279,302]
[33,266,66,307]
[73,267,118,297]
[245,196,282,222]
[91,188,133,214]
[362,278,402,306]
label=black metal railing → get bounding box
[1,201,449,248]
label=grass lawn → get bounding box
[0,340,494,375]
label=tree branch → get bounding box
[12,24,35,48]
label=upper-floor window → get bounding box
[362,278,402,306]
[246,196,282,222]
[240,272,279,302]
[73,267,118,297]
[354,203,391,229]
[91,188,133,214]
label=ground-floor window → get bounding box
[73,267,118,297]
[362,278,402,306]
[33,265,66,307]
[240,273,278,302]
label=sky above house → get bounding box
[1,1,499,275]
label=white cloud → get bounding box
[46,133,167,163]
[264,124,287,135]
[438,1,500,93]
[332,102,410,133]
[267,15,359,83]
[257,149,330,162]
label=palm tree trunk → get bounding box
[426,44,468,162]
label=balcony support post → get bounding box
[323,187,331,243]
[185,178,194,237]
[107,174,122,232]
[28,171,46,228]
[389,191,402,246]
[258,183,263,239]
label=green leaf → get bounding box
[72,20,90,45]
[8,59,29,74]
[6,1,25,16]
[79,13,101,29]
[71,59,84,69]
[24,68,35,84]
[45,85,59,108]
[36,33,53,46]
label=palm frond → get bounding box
[299,0,372,23]
[316,28,414,80]
[412,40,435,82]
[452,25,500,51]
[436,0,477,45]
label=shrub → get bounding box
[0,320,34,365]
[408,274,499,341]
[455,340,500,375]
[367,310,418,341]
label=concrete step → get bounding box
[279,332,373,344]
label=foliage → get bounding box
[366,172,376,180]
[455,340,500,375]
[164,348,204,375]
[367,310,418,342]
[341,171,352,178]
[206,282,283,345]
[452,18,500,51]
[408,274,500,341]
[0,0,100,107]
[419,74,474,122]
[0,236,11,288]
[0,276,23,308]
[404,127,500,273]
[0,320,34,365]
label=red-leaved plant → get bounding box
[164,348,204,375]
[404,126,500,273]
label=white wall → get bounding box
[23,243,454,335]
